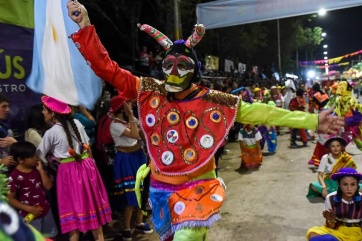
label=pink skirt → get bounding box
[56,157,112,234]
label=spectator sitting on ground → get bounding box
[306,168,362,241]
[307,136,358,199]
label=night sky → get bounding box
[312,5,362,58]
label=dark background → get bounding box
[84,1,362,77]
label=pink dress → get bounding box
[37,120,112,233]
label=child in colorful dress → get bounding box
[307,136,357,199]
[8,141,58,239]
[307,167,362,241]
[238,124,263,168]
[36,96,111,241]
[0,164,54,241]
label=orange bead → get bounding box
[68,148,75,156]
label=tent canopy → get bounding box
[196,0,362,29]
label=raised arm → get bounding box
[66,0,139,99]
[235,101,344,135]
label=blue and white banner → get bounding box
[197,0,362,29]
[27,0,102,109]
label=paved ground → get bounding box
[80,127,362,241]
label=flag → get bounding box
[26,0,102,109]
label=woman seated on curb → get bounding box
[306,167,362,241]
[307,136,358,199]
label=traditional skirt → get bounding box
[241,144,262,168]
[112,149,146,208]
[307,225,362,241]
[309,142,327,166]
[150,179,224,241]
[57,154,112,234]
[306,179,338,198]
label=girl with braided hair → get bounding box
[108,95,153,240]
[36,96,111,241]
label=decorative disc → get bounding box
[150,96,160,108]
[200,134,214,148]
[167,111,180,125]
[210,110,222,123]
[151,133,160,145]
[186,116,199,129]
[166,130,179,144]
[161,151,174,165]
[145,114,156,127]
[184,148,196,162]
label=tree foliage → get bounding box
[83,0,323,75]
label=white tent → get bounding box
[197,0,362,29]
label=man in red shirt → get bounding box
[289,88,308,148]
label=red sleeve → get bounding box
[289,98,297,111]
[70,26,139,100]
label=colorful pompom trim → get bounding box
[69,144,88,157]
[68,148,75,157]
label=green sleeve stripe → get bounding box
[235,101,318,130]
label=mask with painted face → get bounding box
[138,23,205,92]
[162,40,198,92]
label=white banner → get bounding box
[238,63,246,73]
[197,0,362,29]
[225,59,234,72]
